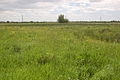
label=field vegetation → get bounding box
[0,22,120,80]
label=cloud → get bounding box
[0,0,62,12]
[16,0,60,5]
[89,0,103,2]
[0,0,119,12]
[0,0,120,21]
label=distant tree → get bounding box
[30,21,33,23]
[57,14,69,23]
[64,19,69,23]
[7,21,10,23]
[58,14,64,23]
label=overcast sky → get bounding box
[0,0,120,21]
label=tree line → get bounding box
[0,14,120,23]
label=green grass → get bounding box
[0,23,120,80]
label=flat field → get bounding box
[0,22,120,80]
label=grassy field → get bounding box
[0,23,120,80]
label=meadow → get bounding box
[0,22,120,80]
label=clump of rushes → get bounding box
[37,53,55,65]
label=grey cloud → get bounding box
[89,0,103,2]
[0,0,61,12]
[17,0,59,4]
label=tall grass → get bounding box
[0,23,120,80]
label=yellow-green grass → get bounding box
[0,23,120,80]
